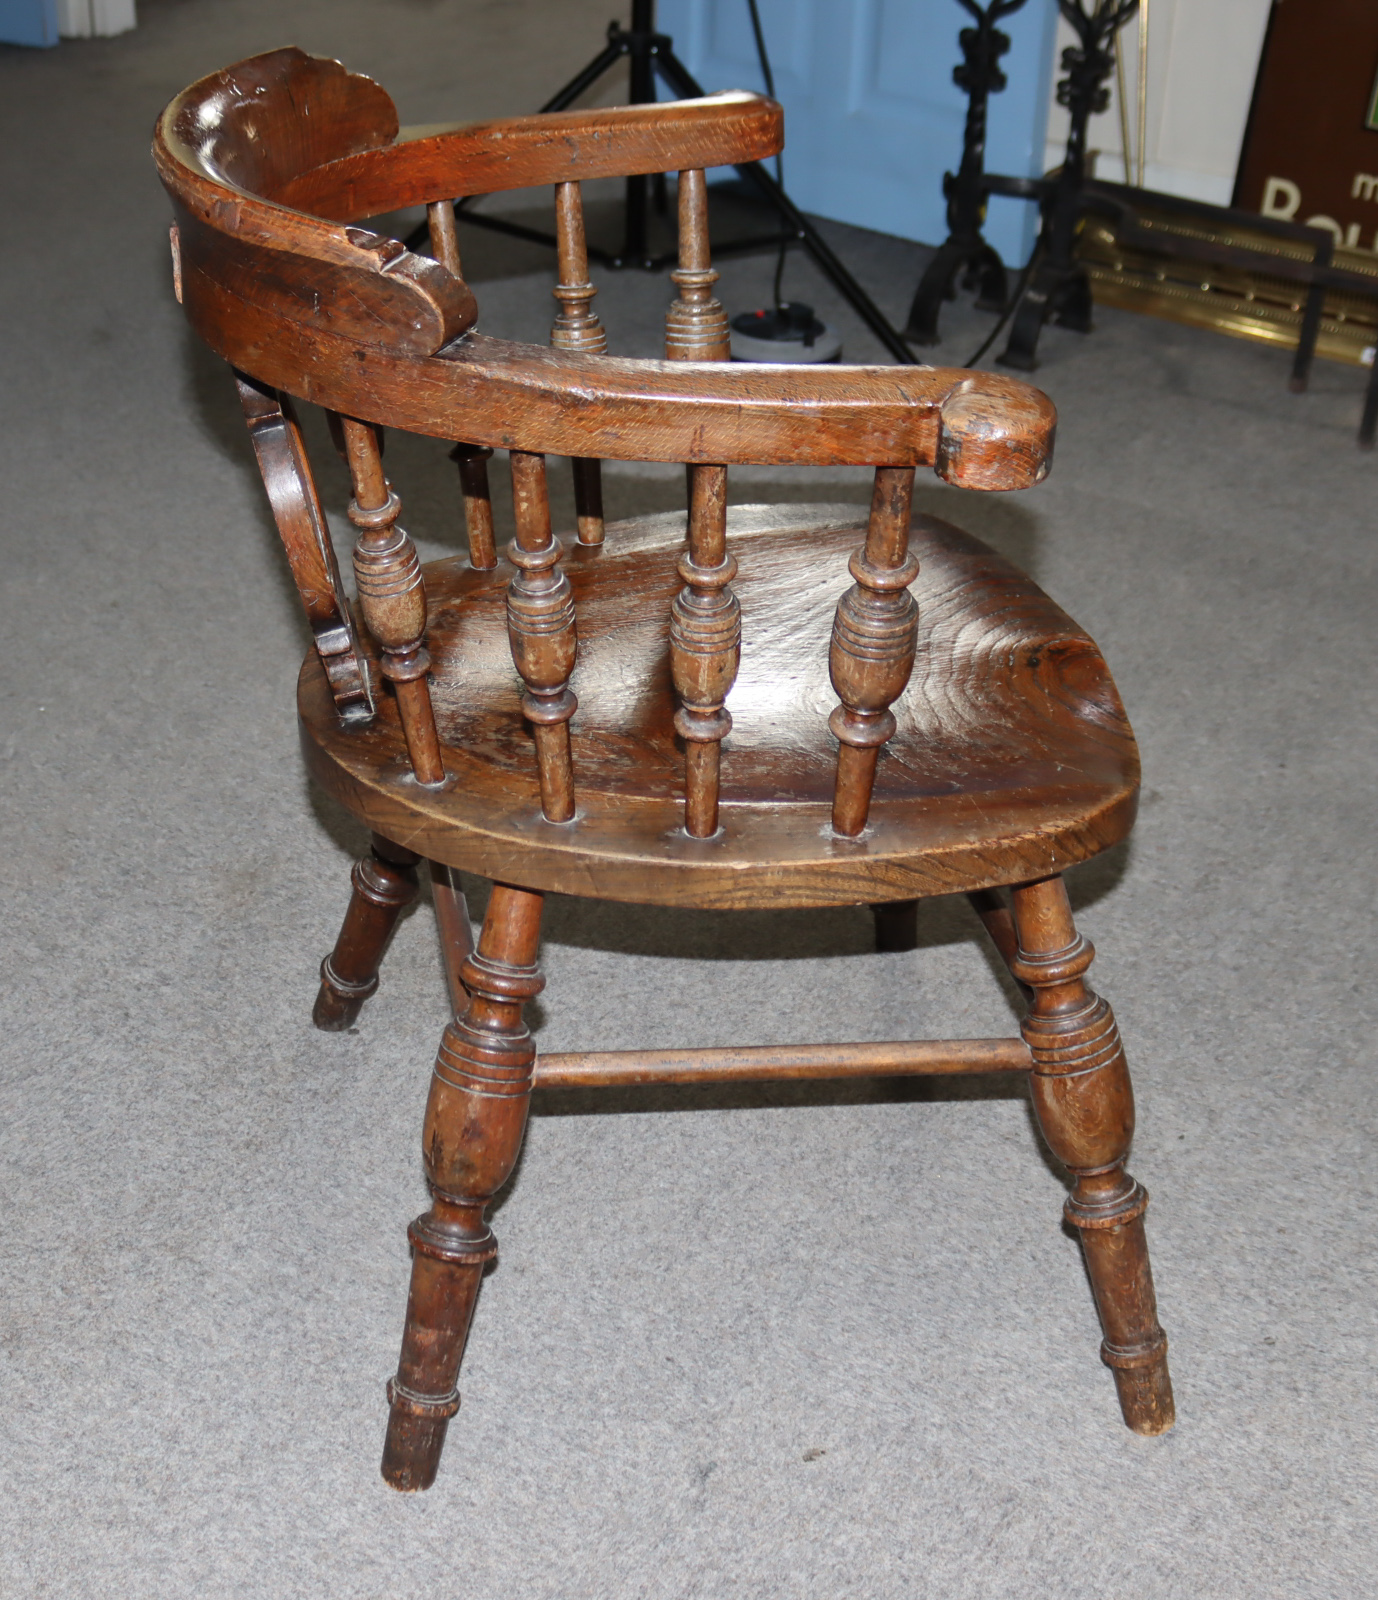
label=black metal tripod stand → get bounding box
[413,0,916,363]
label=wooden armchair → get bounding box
[155,47,1174,1492]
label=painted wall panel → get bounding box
[0,0,59,46]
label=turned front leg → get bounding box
[1010,875,1175,1436]
[382,884,546,1491]
[313,835,419,1031]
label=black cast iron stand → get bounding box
[411,0,917,364]
[903,0,1029,346]
[995,0,1137,370]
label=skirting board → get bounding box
[57,0,134,36]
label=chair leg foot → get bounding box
[381,1405,451,1493]
[312,834,419,1031]
[381,1240,483,1490]
[1077,1201,1176,1434]
[312,958,377,1031]
[1010,875,1176,1436]
[1107,1333,1176,1435]
[381,883,546,1491]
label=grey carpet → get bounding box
[2,3,1376,1596]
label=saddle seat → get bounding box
[300,503,1138,909]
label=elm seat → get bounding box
[156,44,1175,1497]
[300,506,1138,908]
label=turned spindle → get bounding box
[550,181,606,355]
[828,467,920,836]
[570,457,605,549]
[450,444,497,570]
[426,200,462,278]
[381,884,545,1491]
[550,180,607,547]
[505,451,578,822]
[342,416,445,787]
[671,464,739,837]
[665,168,730,361]
[1009,875,1175,1437]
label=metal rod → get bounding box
[534,1038,1032,1089]
[1136,0,1149,189]
[1359,354,1378,448]
[1114,24,1132,185]
[1291,232,1333,393]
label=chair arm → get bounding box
[273,93,784,222]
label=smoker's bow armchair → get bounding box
[155,47,1174,1491]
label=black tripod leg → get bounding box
[541,37,626,114]
[652,46,917,364]
[620,173,650,266]
[616,2,659,266]
[904,238,971,345]
[741,163,917,363]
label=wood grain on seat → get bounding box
[299,507,1137,907]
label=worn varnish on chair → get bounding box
[156,47,1175,1493]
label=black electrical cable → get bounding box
[745,0,790,310]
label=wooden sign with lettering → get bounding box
[1235,0,1378,252]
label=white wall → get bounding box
[1043,0,1272,203]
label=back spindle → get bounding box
[426,200,463,278]
[671,464,739,837]
[342,416,446,786]
[828,467,920,836]
[450,443,497,569]
[506,451,578,822]
[425,214,498,573]
[665,169,730,361]
[551,180,606,546]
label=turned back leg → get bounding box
[1009,875,1175,1436]
[872,899,919,952]
[313,835,419,1031]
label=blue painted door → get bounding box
[658,0,1058,265]
[0,0,58,45]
